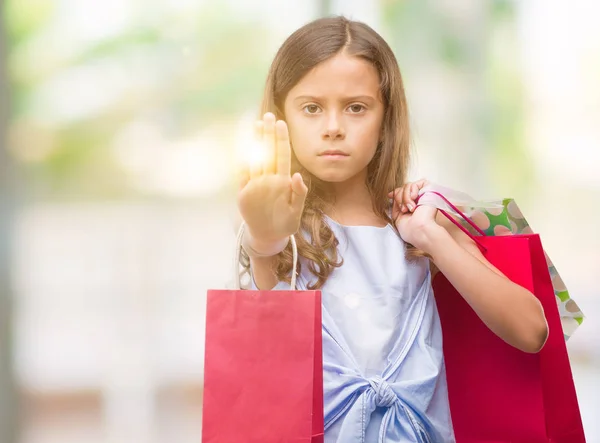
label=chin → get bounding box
[316,174,351,183]
[300,159,368,184]
[309,169,357,184]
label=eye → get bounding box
[303,104,321,114]
[348,104,366,114]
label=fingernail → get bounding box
[407,204,414,212]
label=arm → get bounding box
[426,213,549,353]
[245,236,282,290]
[233,210,280,290]
[236,113,307,290]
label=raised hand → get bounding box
[238,112,308,254]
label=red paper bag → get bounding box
[202,228,324,443]
[424,192,586,443]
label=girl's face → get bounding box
[283,53,385,185]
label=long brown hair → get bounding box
[251,16,413,289]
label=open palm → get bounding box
[238,113,308,244]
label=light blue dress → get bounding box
[251,215,456,443]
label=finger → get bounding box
[411,179,429,209]
[263,113,277,174]
[290,172,308,211]
[414,178,428,195]
[254,119,264,156]
[238,167,250,190]
[249,160,262,179]
[410,183,419,200]
[403,184,413,212]
[390,187,406,213]
[391,197,401,221]
[250,121,264,178]
[406,183,420,211]
[254,119,264,139]
[275,119,291,176]
[387,188,401,198]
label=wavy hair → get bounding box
[244,16,415,289]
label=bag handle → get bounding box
[416,190,488,252]
[234,222,298,290]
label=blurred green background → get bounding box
[1,0,598,442]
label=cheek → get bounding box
[286,125,311,167]
[286,115,315,152]
[353,120,382,153]
[358,125,380,145]
[287,121,305,150]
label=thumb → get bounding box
[290,172,308,210]
[238,167,250,190]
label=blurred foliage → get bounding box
[382,0,533,196]
[4,0,55,41]
[5,1,272,198]
[486,6,535,197]
[5,0,534,199]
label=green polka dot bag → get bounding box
[419,184,585,341]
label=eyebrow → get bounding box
[293,95,377,103]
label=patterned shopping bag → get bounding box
[462,198,584,340]
[418,183,585,340]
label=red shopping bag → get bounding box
[425,192,586,443]
[202,229,324,443]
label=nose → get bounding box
[322,111,345,140]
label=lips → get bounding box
[318,149,349,156]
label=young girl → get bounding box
[237,16,548,443]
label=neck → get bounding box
[330,179,371,212]
[322,170,385,227]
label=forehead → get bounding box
[288,53,381,99]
